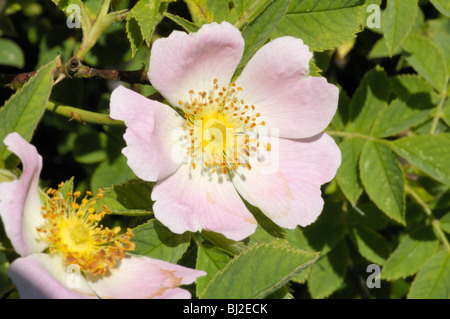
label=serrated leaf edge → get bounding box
[198,241,319,299]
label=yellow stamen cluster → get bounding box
[37,183,135,276]
[179,79,269,173]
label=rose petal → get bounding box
[8,253,96,299]
[85,256,206,299]
[236,36,338,138]
[151,164,257,241]
[232,133,341,228]
[153,287,192,299]
[0,133,46,256]
[110,85,186,181]
[149,21,244,107]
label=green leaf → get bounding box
[0,169,15,183]
[129,0,170,46]
[391,135,450,185]
[368,38,402,59]
[130,219,190,263]
[229,0,274,27]
[346,68,391,134]
[307,240,348,299]
[349,225,391,265]
[359,141,405,224]
[200,242,318,299]
[382,0,418,56]
[371,94,434,138]
[0,251,13,297]
[429,31,450,78]
[235,0,290,76]
[401,34,448,93]
[271,0,365,51]
[126,16,144,58]
[427,17,450,80]
[330,86,350,131]
[195,245,233,296]
[246,223,314,285]
[90,155,135,190]
[347,203,390,231]
[246,224,314,285]
[302,205,346,255]
[93,179,153,216]
[440,212,450,234]
[390,74,435,99]
[184,0,230,25]
[381,226,440,280]
[73,132,108,164]
[408,250,450,299]
[163,12,200,33]
[58,177,74,198]
[0,56,58,166]
[0,38,24,68]
[201,230,247,256]
[430,0,450,17]
[247,224,284,247]
[51,0,82,14]
[335,137,365,204]
[284,227,313,252]
[284,228,314,284]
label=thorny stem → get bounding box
[46,101,124,127]
[1,58,150,90]
[65,58,150,84]
[1,1,136,90]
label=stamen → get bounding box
[38,184,135,276]
[181,78,269,174]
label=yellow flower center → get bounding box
[70,224,90,245]
[37,183,135,276]
[179,79,270,174]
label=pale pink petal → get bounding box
[8,253,97,299]
[85,256,206,299]
[110,85,187,181]
[0,133,46,256]
[236,37,338,138]
[149,21,244,107]
[232,133,341,228]
[151,164,257,241]
[153,287,191,299]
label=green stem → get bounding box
[46,101,124,127]
[233,0,274,30]
[432,220,450,252]
[429,77,449,135]
[405,184,432,217]
[325,130,391,146]
[75,9,129,61]
[79,2,92,37]
[405,183,450,252]
[98,0,112,18]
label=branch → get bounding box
[0,57,150,90]
[66,58,150,85]
[47,101,125,126]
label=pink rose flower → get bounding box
[0,132,205,299]
[110,22,341,241]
